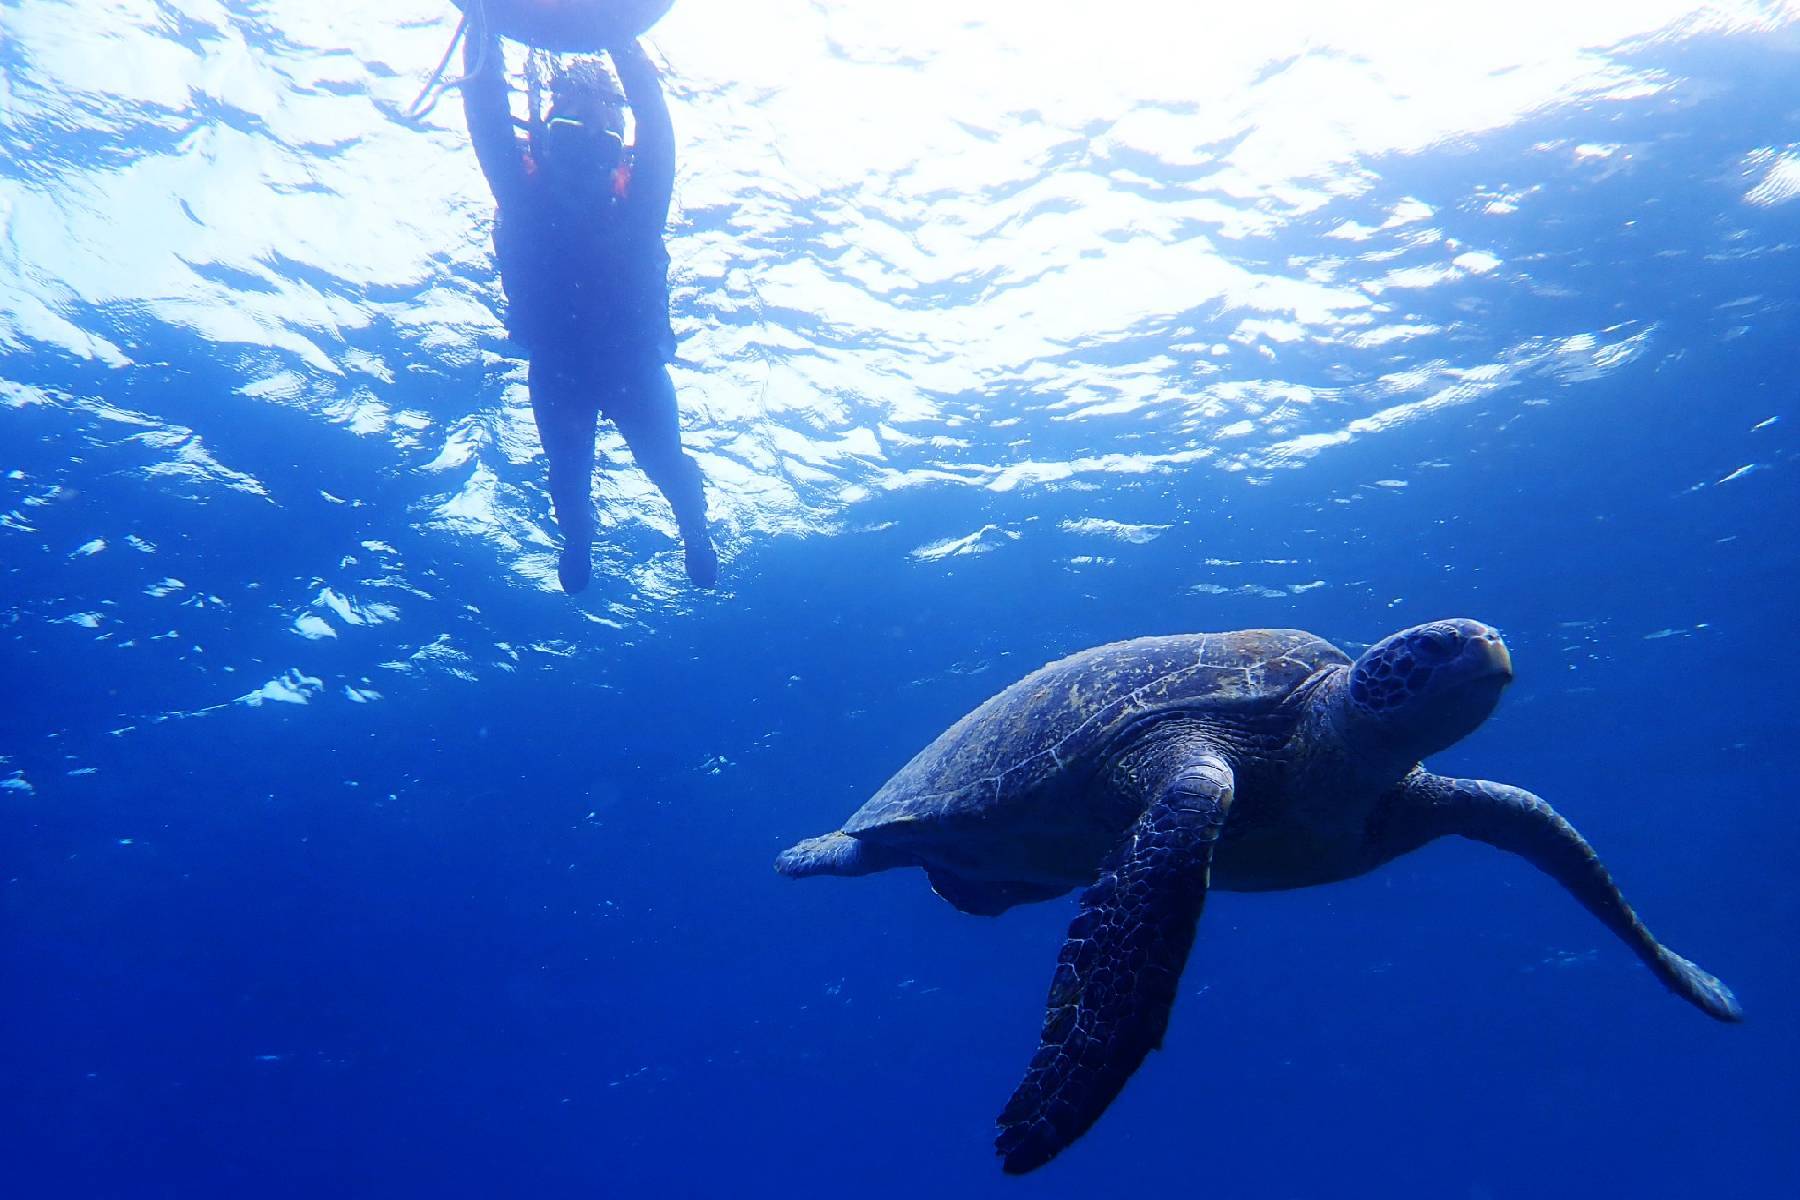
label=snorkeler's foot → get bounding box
[682,532,719,590]
[557,541,593,595]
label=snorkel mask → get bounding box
[541,111,623,177]
[539,56,626,183]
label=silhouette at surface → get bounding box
[461,19,716,592]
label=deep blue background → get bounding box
[4,11,1799,1200]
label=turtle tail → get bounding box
[775,831,911,878]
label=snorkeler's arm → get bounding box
[610,40,675,230]
[460,24,528,207]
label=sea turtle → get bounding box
[775,619,1740,1173]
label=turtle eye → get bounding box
[1416,627,1458,659]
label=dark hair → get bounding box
[553,58,624,113]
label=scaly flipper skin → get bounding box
[773,831,911,878]
[1392,773,1741,1022]
[995,754,1234,1174]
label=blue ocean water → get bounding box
[3,1,1797,1195]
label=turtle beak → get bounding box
[1474,637,1514,683]
[1408,625,1514,755]
[1449,630,1512,724]
[1441,619,1513,685]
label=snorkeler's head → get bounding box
[540,59,625,183]
[551,59,624,127]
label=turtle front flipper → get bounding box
[1389,772,1741,1022]
[995,752,1234,1173]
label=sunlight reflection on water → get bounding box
[1,0,1795,716]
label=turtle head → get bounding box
[1345,619,1512,759]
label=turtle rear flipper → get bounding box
[995,753,1233,1174]
[774,831,911,878]
[1390,773,1742,1022]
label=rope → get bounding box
[405,1,501,122]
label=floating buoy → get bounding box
[451,0,675,52]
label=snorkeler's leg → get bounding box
[611,362,717,589]
[528,359,599,594]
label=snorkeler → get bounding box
[459,17,717,592]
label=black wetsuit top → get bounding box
[493,177,676,363]
[461,34,678,367]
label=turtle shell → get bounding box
[844,629,1346,855]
